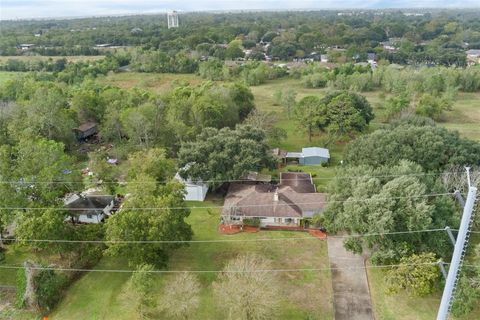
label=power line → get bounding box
[0,192,454,211]
[0,262,476,274]
[3,228,450,244]
[0,262,445,274]
[0,171,459,185]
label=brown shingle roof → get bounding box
[280,172,316,193]
[222,183,326,218]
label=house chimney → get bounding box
[273,187,279,202]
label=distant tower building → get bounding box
[167,11,179,29]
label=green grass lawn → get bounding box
[51,203,334,320]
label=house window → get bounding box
[274,218,282,223]
[258,217,267,220]
[87,214,93,219]
[285,218,293,224]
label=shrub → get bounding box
[34,269,68,312]
[243,218,260,227]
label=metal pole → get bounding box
[436,185,477,320]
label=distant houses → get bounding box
[466,49,480,65]
[221,172,325,228]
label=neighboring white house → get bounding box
[174,172,208,202]
[64,192,115,224]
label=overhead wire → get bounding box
[0,262,476,274]
[0,171,462,185]
[0,192,455,211]
[2,228,451,244]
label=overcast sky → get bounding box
[1,0,480,20]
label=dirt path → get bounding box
[327,237,374,320]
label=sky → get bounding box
[1,0,480,20]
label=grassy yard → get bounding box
[51,202,333,320]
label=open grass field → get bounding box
[0,71,24,85]
[98,72,207,95]
[51,202,334,320]
[0,55,105,64]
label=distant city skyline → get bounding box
[1,0,480,20]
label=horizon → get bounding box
[2,0,480,21]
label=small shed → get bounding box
[299,147,330,165]
[174,172,208,202]
[73,122,98,140]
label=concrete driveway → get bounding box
[327,236,374,320]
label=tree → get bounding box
[105,175,192,266]
[9,85,76,147]
[386,252,439,296]
[13,137,81,205]
[344,117,480,171]
[323,161,457,264]
[127,148,175,183]
[178,125,276,188]
[280,88,297,118]
[213,254,280,320]
[293,96,327,142]
[415,93,452,120]
[160,273,201,319]
[127,264,156,319]
[320,91,374,135]
[244,110,287,145]
[225,40,245,60]
[15,209,71,254]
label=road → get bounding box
[327,236,374,320]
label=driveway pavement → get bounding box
[327,236,374,320]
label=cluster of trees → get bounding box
[178,125,276,188]
[299,64,480,120]
[293,91,374,141]
[321,116,480,311]
[125,254,280,320]
[0,74,256,153]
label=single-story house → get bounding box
[73,122,98,141]
[174,171,208,202]
[466,49,480,65]
[286,147,330,165]
[64,192,115,224]
[222,173,326,228]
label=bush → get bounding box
[34,269,68,312]
[243,218,260,227]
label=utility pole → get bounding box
[437,168,477,320]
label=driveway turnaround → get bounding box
[327,236,374,320]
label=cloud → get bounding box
[1,0,479,20]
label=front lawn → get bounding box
[51,202,334,319]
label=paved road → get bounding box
[327,237,374,320]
